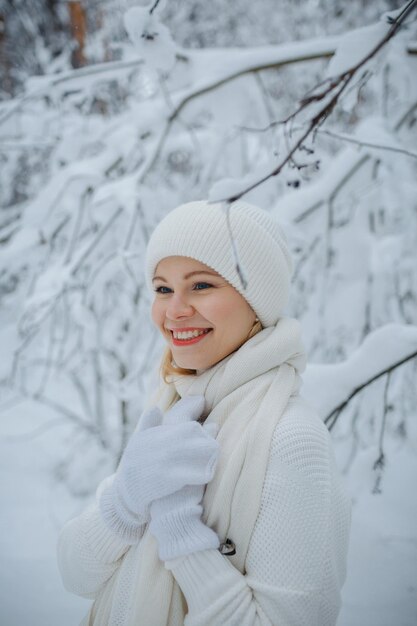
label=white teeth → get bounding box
[172,329,210,340]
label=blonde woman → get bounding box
[57,200,352,626]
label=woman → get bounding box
[57,200,352,626]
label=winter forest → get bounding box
[0,0,416,624]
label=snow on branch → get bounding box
[272,101,417,225]
[168,36,339,120]
[0,35,341,130]
[302,324,417,427]
[208,0,417,205]
[0,58,146,128]
[123,1,177,73]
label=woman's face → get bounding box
[151,256,257,371]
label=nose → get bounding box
[166,293,195,320]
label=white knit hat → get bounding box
[145,200,293,328]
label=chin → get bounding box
[173,354,212,371]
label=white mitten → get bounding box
[99,396,218,543]
[149,422,220,561]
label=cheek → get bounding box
[151,300,164,327]
[204,294,245,327]
[217,295,254,334]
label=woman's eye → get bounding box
[154,283,212,294]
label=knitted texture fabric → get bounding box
[144,200,293,327]
[57,396,352,626]
[108,318,306,626]
[165,398,351,625]
[148,419,221,562]
[57,198,352,624]
[99,398,219,544]
[58,318,339,626]
[149,483,221,561]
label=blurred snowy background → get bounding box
[0,1,416,624]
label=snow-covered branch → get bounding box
[303,324,417,427]
[272,100,417,224]
[208,0,417,204]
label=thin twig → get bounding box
[306,126,417,159]
[70,206,124,276]
[292,235,321,283]
[372,372,391,494]
[149,0,162,14]
[65,187,93,265]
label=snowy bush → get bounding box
[0,0,416,502]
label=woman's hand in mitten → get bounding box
[149,422,221,562]
[99,396,218,542]
[99,404,164,542]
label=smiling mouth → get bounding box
[170,329,213,346]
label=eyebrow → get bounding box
[152,270,219,283]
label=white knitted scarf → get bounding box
[89,317,306,626]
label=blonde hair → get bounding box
[160,319,263,384]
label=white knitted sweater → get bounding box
[57,394,351,626]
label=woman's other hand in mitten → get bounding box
[149,421,220,561]
[99,396,218,542]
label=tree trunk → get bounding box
[0,13,11,95]
[68,1,87,69]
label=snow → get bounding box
[325,21,390,77]
[123,4,177,73]
[354,115,417,160]
[272,145,368,222]
[208,158,280,202]
[0,402,92,625]
[170,35,340,117]
[1,392,416,625]
[1,2,417,625]
[303,323,417,418]
[337,445,417,626]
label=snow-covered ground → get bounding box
[1,395,416,626]
[0,401,90,625]
[338,445,417,626]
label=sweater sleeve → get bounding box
[165,397,352,626]
[57,473,147,599]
